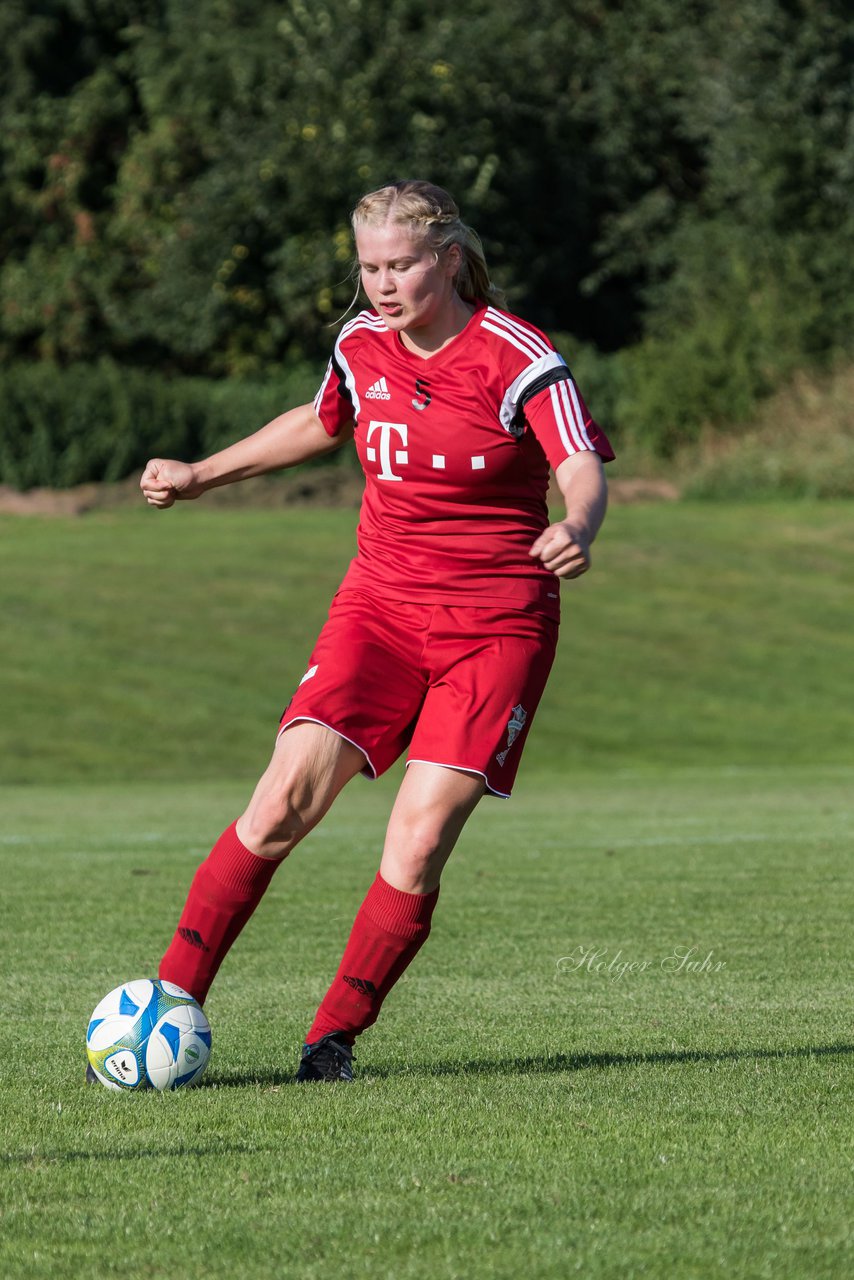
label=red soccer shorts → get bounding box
[278,589,558,797]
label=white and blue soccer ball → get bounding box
[86,978,211,1092]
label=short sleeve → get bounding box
[484,307,614,469]
[522,373,615,470]
[313,355,354,438]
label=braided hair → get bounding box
[351,180,506,309]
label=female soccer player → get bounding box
[139,180,614,1082]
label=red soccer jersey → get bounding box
[313,302,614,619]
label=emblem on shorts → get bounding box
[412,377,432,411]
[496,704,527,766]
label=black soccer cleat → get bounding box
[85,1062,99,1085]
[296,1032,355,1083]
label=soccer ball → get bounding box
[86,978,211,1091]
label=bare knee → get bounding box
[381,766,484,892]
[237,778,310,860]
[402,812,451,864]
[237,763,327,860]
[237,723,365,859]
[380,810,458,893]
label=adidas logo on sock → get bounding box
[178,927,210,952]
[365,377,391,400]
[342,975,377,996]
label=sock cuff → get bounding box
[363,872,440,939]
[206,821,280,896]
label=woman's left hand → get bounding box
[529,521,591,578]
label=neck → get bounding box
[399,293,476,357]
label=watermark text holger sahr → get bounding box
[557,945,727,982]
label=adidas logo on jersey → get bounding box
[365,377,391,400]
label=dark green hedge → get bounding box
[0,360,324,489]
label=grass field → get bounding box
[1,501,853,1278]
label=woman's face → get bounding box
[355,221,460,335]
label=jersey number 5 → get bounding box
[412,379,432,411]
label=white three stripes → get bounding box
[486,308,593,455]
[550,380,592,453]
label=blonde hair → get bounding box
[351,179,506,309]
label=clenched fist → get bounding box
[529,521,591,579]
[140,458,203,509]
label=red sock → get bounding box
[307,873,440,1045]
[158,822,280,1004]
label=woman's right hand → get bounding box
[140,458,204,508]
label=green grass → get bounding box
[0,501,852,782]
[1,502,853,1277]
[2,772,854,1279]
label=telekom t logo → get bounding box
[366,420,408,482]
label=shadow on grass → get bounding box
[2,1140,273,1166]
[206,1038,854,1088]
[4,1041,851,1166]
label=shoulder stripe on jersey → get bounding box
[335,315,385,355]
[485,308,553,358]
[507,366,574,437]
[318,311,383,425]
[498,350,567,434]
[327,311,385,421]
[550,383,580,454]
[313,361,334,415]
[563,377,594,450]
[336,316,385,351]
[550,380,594,454]
[334,347,360,419]
[518,365,574,409]
[339,309,384,340]
[482,319,543,362]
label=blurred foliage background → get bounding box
[1,0,853,488]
